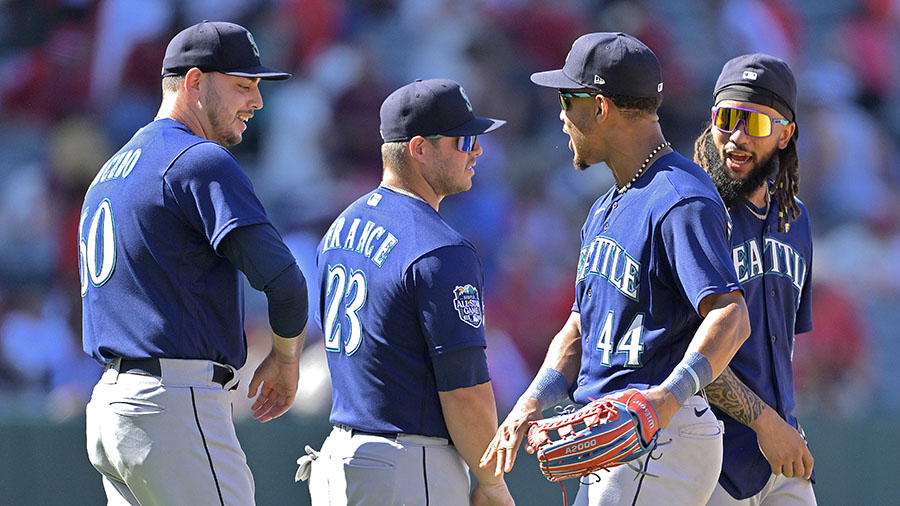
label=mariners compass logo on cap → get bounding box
[162,21,290,80]
[379,78,505,142]
[459,86,473,112]
[246,31,260,57]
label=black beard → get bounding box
[702,132,778,208]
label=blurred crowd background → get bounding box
[1,0,898,429]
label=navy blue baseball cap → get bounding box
[162,21,291,80]
[379,79,505,142]
[714,53,796,122]
[531,32,663,98]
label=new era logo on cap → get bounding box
[530,32,663,99]
[742,70,758,80]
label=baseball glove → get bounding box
[526,389,660,482]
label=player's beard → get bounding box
[573,154,590,171]
[204,85,242,148]
[427,156,472,197]
[701,131,778,208]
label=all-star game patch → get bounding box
[453,284,483,328]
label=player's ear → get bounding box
[777,122,795,150]
[408,136,430,163]
[596,95,609,121]
[183,67,204,99]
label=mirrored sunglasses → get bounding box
[425,134,478,152]
[713,106,790,138]
[559,91,599,111]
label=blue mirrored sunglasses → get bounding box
[424,134,478,152]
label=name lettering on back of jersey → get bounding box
[732,236,807,292]
[453,285,483,328]
[576,235,641,301]
[89,149,142,190]
[322,216,398,267]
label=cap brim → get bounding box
[224,65,292,81]
[530,69,584,89]
[440,116,506,137]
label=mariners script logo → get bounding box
[453,285,483,328]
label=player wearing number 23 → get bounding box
[480,33,751,505]
[308,79,514,506]
[80,22,309,505]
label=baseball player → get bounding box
[306,79,514,506]
[80,22,309,505]
[479,33,751,505]
[694,54,816,505]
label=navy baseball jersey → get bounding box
[316,187,487,439]
[715,195,813,499]
[79,119,276,368]
[571,152,742,403]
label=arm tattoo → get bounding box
[704,366,766,426]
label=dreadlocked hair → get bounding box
[693,124,801,233]
[771,135,801,233]
[692,124,716,172]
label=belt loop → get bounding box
[221,363,240,391]
[102,358,122,383]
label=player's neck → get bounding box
[746,182,769,209]
[156,96,212,143]
[606,132,671,190]
[381,172,440,211]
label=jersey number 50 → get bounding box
[78,199,116,296]
[323,264,368,355]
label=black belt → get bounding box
[334,424,454,446]
[118,358,236,390]
[335,424,398,440]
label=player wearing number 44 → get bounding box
[302,79,514,506]
[80,21,309,505]
[479,33,751,505]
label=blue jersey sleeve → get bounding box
[164,143,269,250]
[406,245,487,355]
[795,234,813,335]
[659,197,742,313]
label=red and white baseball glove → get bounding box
[526,388,660,482]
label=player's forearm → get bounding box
[439,382,508,486]
[690,291,750,378]
[272,325,307,362]
[516,312,581,413]
[705,365,767,427]
[707,376,788,443]
[538,311,583,383]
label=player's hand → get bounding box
[479,397,543,477]
[247,350,300,423]
[753,410,814,479]
[640,385,679,430]
[471,480,515,506]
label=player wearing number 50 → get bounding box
[79,21,309,505]
[696,54,817,505]
[307,79,514,506]
[479,33,751,505]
